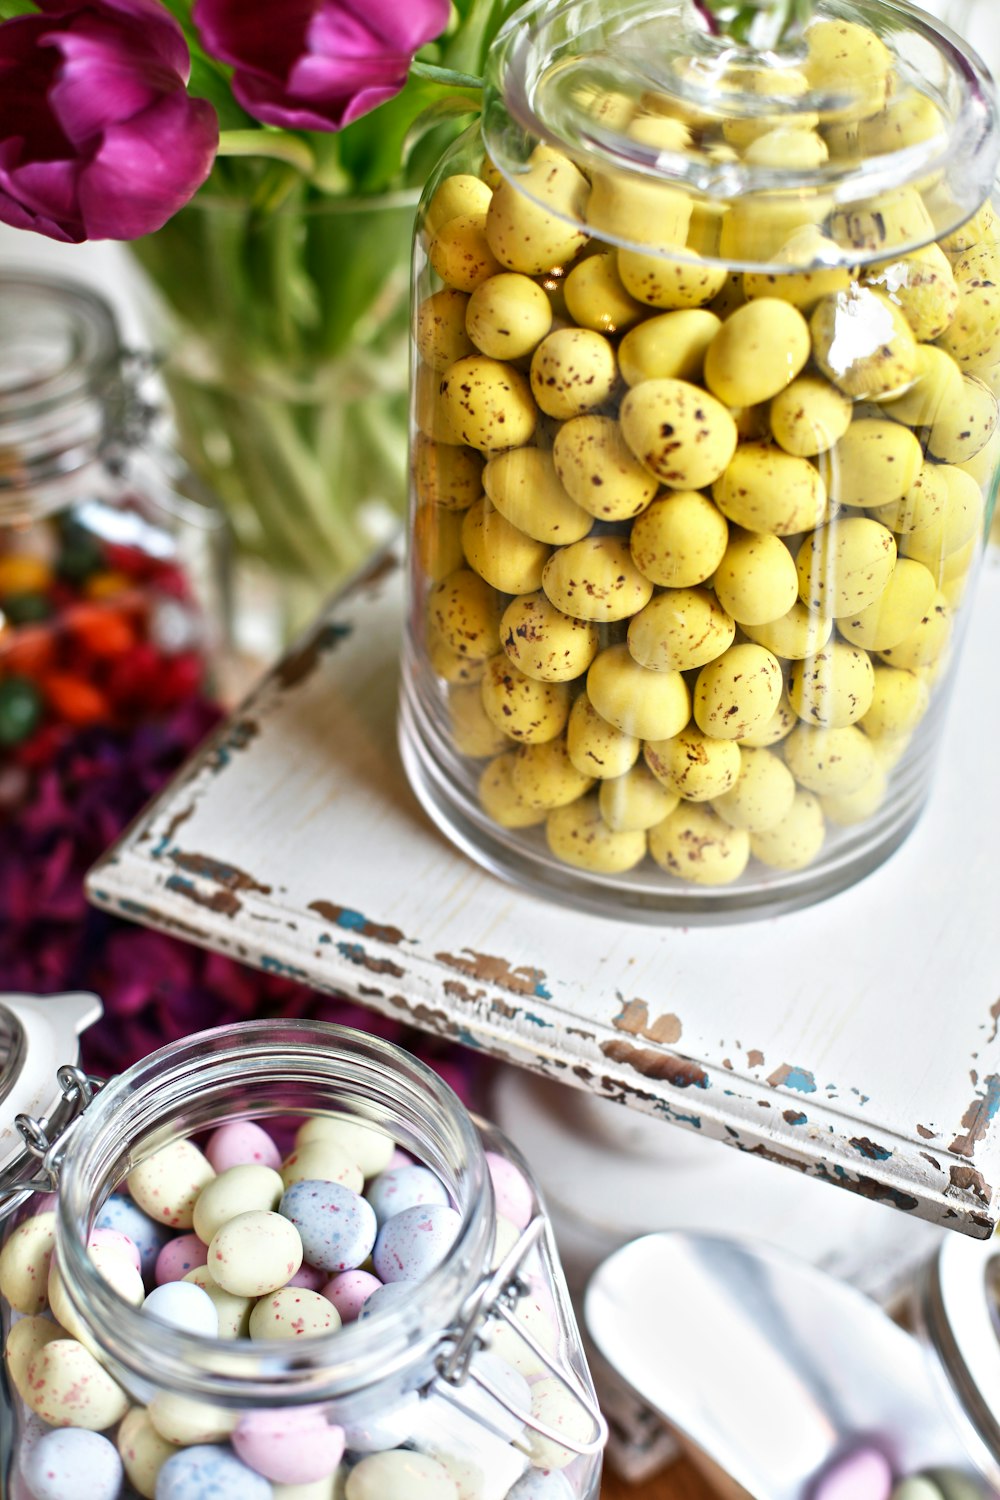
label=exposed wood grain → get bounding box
[602,1459,715,1499]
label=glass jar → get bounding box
[0,272,226,819]
[398,0,1000,921]
[0,1001,604,1500]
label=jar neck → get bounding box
[55,1021,493,1406]
[0,274,126,526]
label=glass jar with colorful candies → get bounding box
[397,0,1000,921]
[0,273,224,815]
[0,1010,605,1500]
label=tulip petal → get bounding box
[193,0,312,75]
[38,0,191,81]
[77,91,217,239]
[338,0,450,57]
[46,16,175,146]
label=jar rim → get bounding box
[0,271,119,419]
[55,1020,493,1406]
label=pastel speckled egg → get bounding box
[345,1450,459,1500]
[88,1228,141,1273]
[192,1164,285,1246]
[147,1391,238,1446]
[0,1211,56,1313]
[366,1166,449,1228]
[248,1286,341,1340]
[506,1472,576,1499]
[272,1475,346,1498]
[22,1427,123,1500]
[526,1378,593,1469]
[812,1447,893,1500]
[155,1233,208,1285]
[117,1407,176,1499]
[126,1140,215,1230]
[486,1153,533,1230]
[4,1315,62,1403]
[233,1407,345,1484]
[49,1243,144,1346]
[342,1391,421,1453]
[357,1282,414,1321]
[156,1445,272,1500]
[373,1204,463,1283]
[209,1210,303,1297]
[322,1269,382,1322]
[24,1338,129,1430]
[206,1121,282,1173]
[294,1118,394,1177]
[95,1195,171,1280]
[182,1265,253,1339]
[142,1281,219,1337]
[286,1263,328,1291]
[280,1144,364,1196]
[280,1182,377,1273]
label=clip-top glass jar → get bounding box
[0,1004,604,1500]
[398,0,1000,921]
[0,272,225,820]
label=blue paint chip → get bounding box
[782,1068,818,1094]
[260,955,308,980]
[335,908,368,932]
[522,1012,552,1028]
[534,981,553,1000]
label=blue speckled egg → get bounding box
[279,1181,376,1273]
[155,1444,271,1499]
[95,1194,170,1282]
[357,1282,414,1321]
[373,1203,462,1283]
[366,1166,449,1229]
[23,1428,123,1500]
[142,1281,220,1337]
[505,1470,576,1500]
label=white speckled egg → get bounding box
[248,1286,342,1340]
[127,1140,216,1229]
[192,1164,284,1245]
[280,1144,364,1196]
[294,1118,394,1177]
[147,1390,239,1446]
[182,1265,252,1339]
[526,1377,593,1469]
[5,1315,63,1403]
[346,1449,459,1500]
[280,1183,377,1274]
[373,1204,462,1283]
[0,1211,56,1314]
[22,1427,123,1500]
[366,1167,450,1228]
[142,1280,219,1337]
[208,1210,303,1297]
[117,1406,176,1499]
[23,1337,129,1430]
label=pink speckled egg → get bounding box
[486,1152,533,1230]
[88,1228,141,1274]
[812,1448,893,1500]
[286,1262,327,1291]
[323,1269,382,1322]
[206,1122,282,1174]
[155,1233,209,1285]
[232,1407,345,1484]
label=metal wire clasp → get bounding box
[434,1214,608,1459]
[0,1067,102,1213]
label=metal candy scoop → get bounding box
[585,1231,993,1500]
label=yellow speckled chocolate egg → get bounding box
[425,175,493,236]
[627,587,735,673]
[787,642,876,728]
[483,448,592,545]
[881,344,962,427]
[838,557,937,651]
[481,655,571,743]
[830,189,935,257]
[508,737,594,809]
[530,328,618,420]
[704,299,811,407]
[629,491,729,587]
[742,601,833,660]
[618,309,721,387]
[810,288,917,399]
[429,214,503,293]
[466,273,552,361]
[428,569,500,660]
[783,723,876,794]
[566,693,640,779]
[743,229,852,313]
[796,518,896,617]
[821,420,923,510]
[648,803,750,885]
[750,789,826,870]
[869,463,948,534]
[864,245,958,342]
[128,1139,215,1229]
[500,591,599,682]
[547,794,648,873]
[821,768,889,825]
[645,723,742,802]
[565,252,646,334]
[439,356,537,453]
[617,249,728,311]
[926,374,999,464]
[412,434,483,512]
[416,289,474,372]
[621,379,738,490]
[414,504,465,583]
[485,147,590,276]
[878,591,952,672]
[712,529,798,627]
[552,415,659,521]
[449,681,510,756]
[694,643,783,741]
[899,466,984,571]
[803,18,892,118]
[479,753,548,828]
[712,746,796,832]
[936,276,1000,373]
[600,763,680,832]
[861,666,930,737]
[543,536,654,622]
[587,644,691,741]
[770,376,852,457]
[714,444,827,536]
[737,690,797,747]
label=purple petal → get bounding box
[228,71,356,132]
[338,0,450,56]
[38,0,192,82]
[0,146,85,239]
[193,0,311,75]
[76,91,217,239]
[45,16,179,146]
[288,48,408,101]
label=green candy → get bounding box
[3,592,53,626]
[0,677,42,747]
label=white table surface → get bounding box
[87,543,1000,1239]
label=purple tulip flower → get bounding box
[194,0,451,132]
[0,0,217,243]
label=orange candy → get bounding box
[85,570,131,601]
[0,626,56,679]
[0,555,52,597]
[65,604,137,657]
[41,673,110,726]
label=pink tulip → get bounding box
[194,0,451,132]
[0,0,217,242]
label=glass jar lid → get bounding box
[0,991,102,1220]
[484,0,1000,270]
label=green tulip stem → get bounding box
[216,129,316,176]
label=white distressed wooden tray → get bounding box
[87,545,1000,1237]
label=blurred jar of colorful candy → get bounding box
[0,274,226,814]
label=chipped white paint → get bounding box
[86,546,1000,1237]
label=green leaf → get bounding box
[0,1,39,16]
[338,75,479,195]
